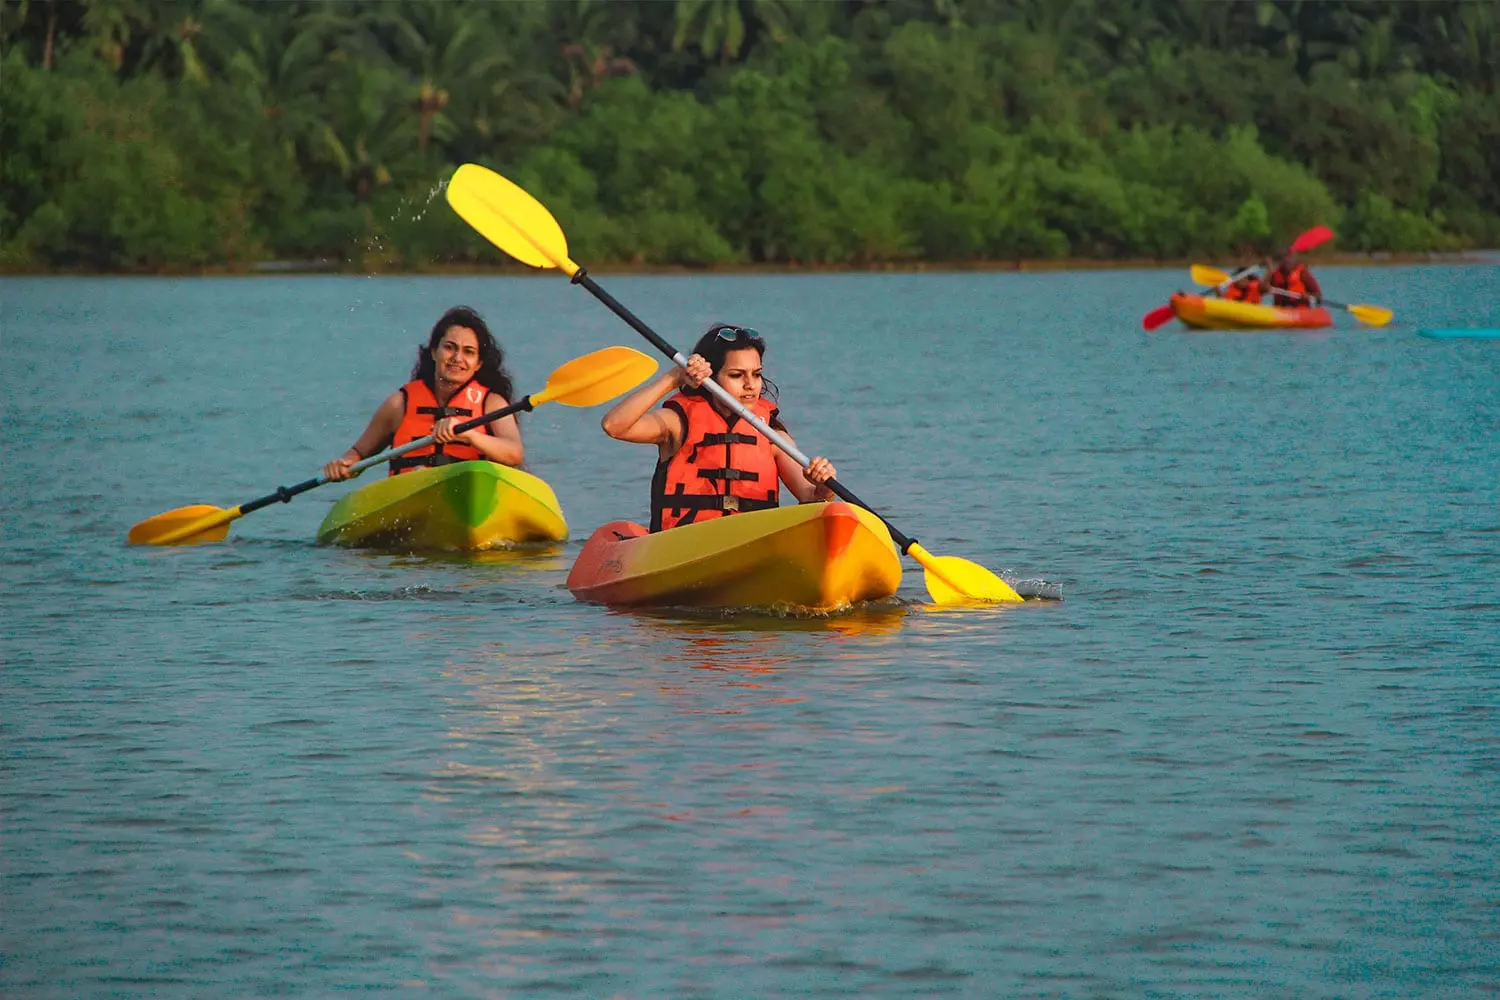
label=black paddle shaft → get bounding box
[569,268,919,553]
[239,476,323,516]
[1267,286,1343,307]
[237,394,536,517]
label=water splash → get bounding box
[1006,577,1064,601]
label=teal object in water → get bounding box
[1418,327,1500,339]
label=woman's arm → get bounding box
[774,434,837,503]
[601,355,710,458]
[432,392,524,466]
[323,392,404,481]
[1302,269,1324,302]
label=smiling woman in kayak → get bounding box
[601,323,836,532]
[322,306,522,480]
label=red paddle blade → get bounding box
[1291,225,1334,253]
[1142,304,1175,331]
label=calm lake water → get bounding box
[3,267,1497,997]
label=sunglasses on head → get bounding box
[711,325,762,342]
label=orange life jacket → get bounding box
[389,377,492,475]
[1268,263,1308,306]
[650,392,781,532]
[1223,274,1263,304]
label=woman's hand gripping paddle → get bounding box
[1143,226,1335,331]
[445,163,1022,604]
[127,346,658,546]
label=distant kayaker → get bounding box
[1267,249,1324,308]
[601,323,837,532]
[322,306,523,480]
[1221,266,1267,304]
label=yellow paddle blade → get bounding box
[531,346,658,408]
[446,163,577,275]
[128,504,238,546]
[1192,264,1232,286]
[1348,303,1393,327]
[908,543,1023,604]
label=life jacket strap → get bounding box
[698,468,761,483]
[688,431,758,462]
[660,494,779,514]
[416,405,473,419]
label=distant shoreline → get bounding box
[3,250,1495,279]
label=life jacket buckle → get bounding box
[722,496,740,512]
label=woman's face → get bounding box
[432,326,480,386]
[713,347,764,406]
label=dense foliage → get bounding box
[2,0,1496,271]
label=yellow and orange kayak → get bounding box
[316,460,566,551]
[567,502,902,612]
[1170,293,1333,330]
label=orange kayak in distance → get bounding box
[1169,293,1333,330]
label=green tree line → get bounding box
[2,0,1496,272]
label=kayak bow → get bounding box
[316,460,566,550]
[567,503,902,612]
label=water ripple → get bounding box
[2,271,1497,997]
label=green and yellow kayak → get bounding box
[316,461,566,551]
[1170,293,1333,330]
[566,502,902,612]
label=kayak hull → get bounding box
[316,461,567,550]
[567,502,902,612]
[1170,293,1333,330]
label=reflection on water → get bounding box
[345,542,569,570]
[401,543,571,572]
[615,601,911,639]
[427,621,924,994]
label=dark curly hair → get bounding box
[410,306,515,402]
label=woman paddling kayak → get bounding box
[322,306,523,481]
[601,323,837,532]
[1267,248,1324,307]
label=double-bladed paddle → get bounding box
[1189,263,1242,288]
[127,346,659,546]
[1188,266,1393,326]
[1142,225,1335,331]
[444,163,1022,604]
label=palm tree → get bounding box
[78,0,225,81]
[1406,1,1498,92]
[357,2,511,153]
[0,0,63,69]
[671,0,791,63]
[561,41,635,109]
[314,53,421,203]
[216,2,346,162]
